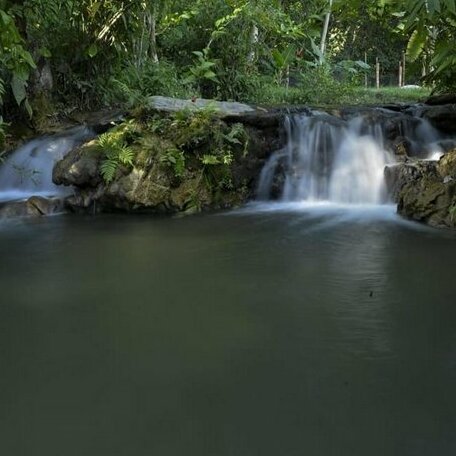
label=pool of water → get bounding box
[1,206,456,456]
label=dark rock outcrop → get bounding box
[425,94,456,106]
[386,148,456,228]
[53,109,283,214]
[420,104,456,134]
[53,139,102,187]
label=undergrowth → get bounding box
[96,120,139,183]
[94,107,249,208]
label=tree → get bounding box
[399,0,456,90]
[320,0,333,60]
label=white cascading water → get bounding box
[0,127,93,202]
[258,115,392,204]
[257,113,453,205]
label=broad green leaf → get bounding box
[20,50,36,69]
[39,47,52,58]
[446,0,456,13]
[203,70,218,81]
[24,99,33,118]
[11,74,27,106]
[355,61,371,69]
[406,27,427,61]
[87,43,98,58]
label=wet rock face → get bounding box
[425,94,456,106]
[420,104,456,135]
[53,140,102,188]
[0,196,65,219]
[392,137,412,160]
[386,148,456,228]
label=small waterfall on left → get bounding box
[0,127,94,203]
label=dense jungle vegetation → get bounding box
[1,0,455,148]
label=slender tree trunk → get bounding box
[248,24,259,63]
[376,57,380,89]
[149,7,159,64]
[319,0,333,62]
[402,51,406,86]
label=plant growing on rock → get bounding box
[97,131,135,183]
[449,204,456,225]
[0,115,8,153]
[160,148,186,178]
[160,107,248,192]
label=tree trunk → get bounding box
[319,0,333,62]
[248,24,259,63]
[149,8,159,64]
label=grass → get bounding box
[346,86,432,105]
[244,83,431,107]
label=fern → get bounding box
[118,147,135,166]
[449,204,456,225]
[100,159,118,183]
[223,123,246,145]
[0,77,5,101]
[97,131,136,183]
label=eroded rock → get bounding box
[389,148,456,227]
[0,196,65,219]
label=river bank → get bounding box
[1,96,456,228]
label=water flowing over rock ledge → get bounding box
[1,96,456,227]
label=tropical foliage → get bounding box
[0,0,454,132]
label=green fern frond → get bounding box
[97,127,137,183]
[224,122,245,145]
[100,159,118,183]
[118,147,134,166]
[97,132,115,151]
[0,77,5,99]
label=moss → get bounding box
[30,93,59,134]
[437,148,456,179]
[397,158,456,228]
[108,109,249,212]
[60,108,257,214]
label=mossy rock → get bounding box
[53,140,102,187]
[53,106,283,215]
[437,148,456,179]
[396,156,456,228]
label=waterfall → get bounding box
[257,112,450,205]
[0,127,93,203]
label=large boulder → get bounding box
[143,96,284,129]
[0,196,65,219]
[53,113,283,214]
[53,140,102,187]
[389,148,456,227]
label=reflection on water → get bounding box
[1,209,456,456]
